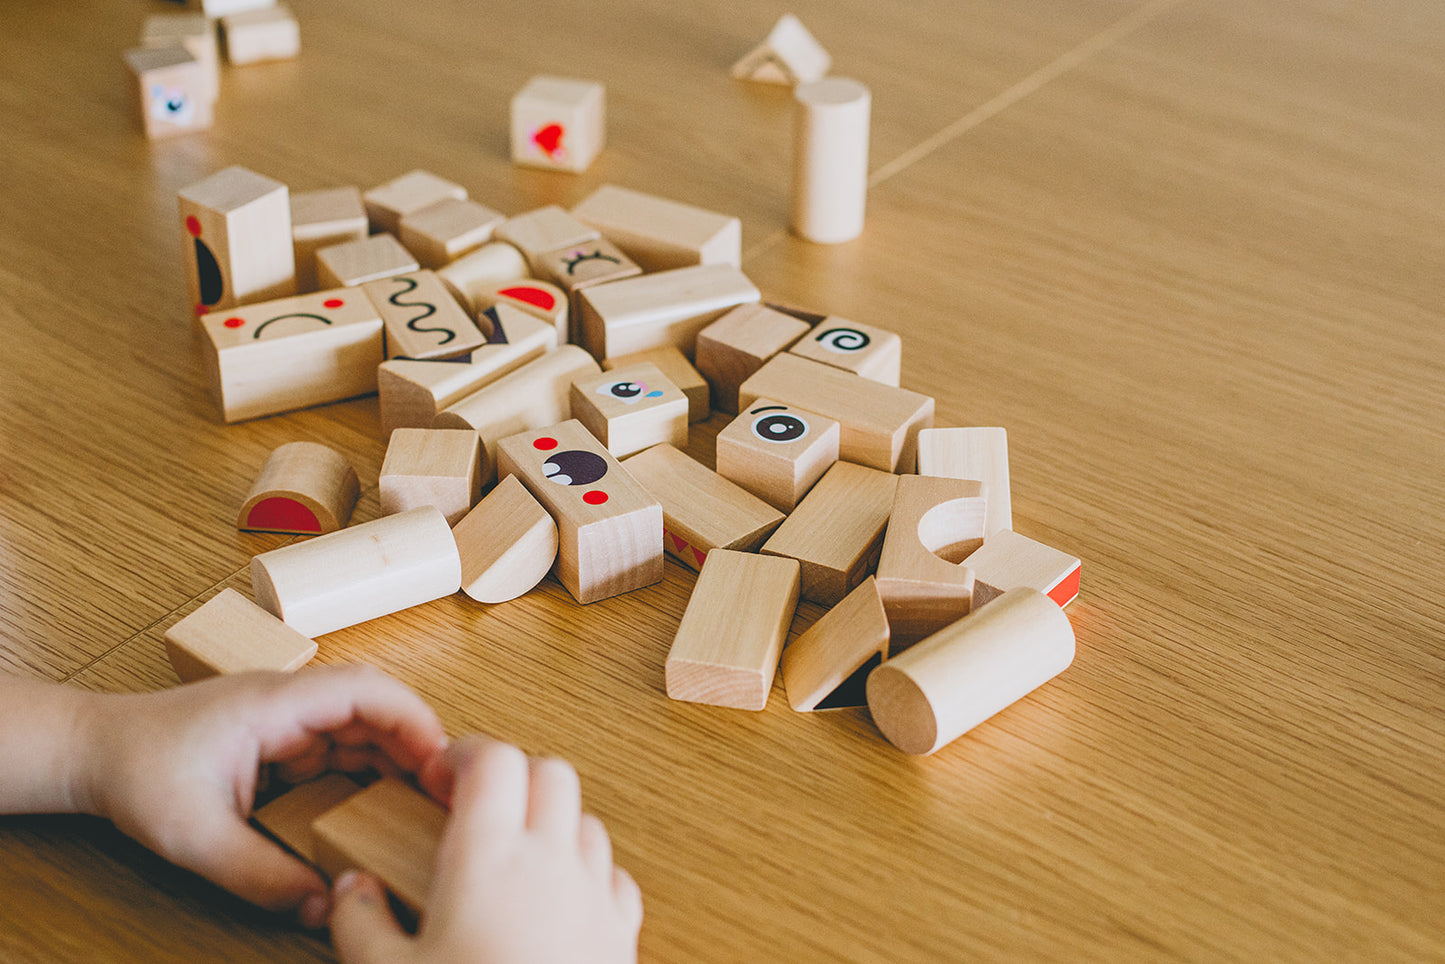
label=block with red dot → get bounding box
[962,529,1081,610]
[495,419,662,604]
[569,362,689,459]
[178,166,295,317]
[197,288,384,423]
[510,76,605,174]
[238,442,359,535]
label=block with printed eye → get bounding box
[569,362,689,458]
[715,399,840,512]
[125,45,214,140]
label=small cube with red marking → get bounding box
[510,76,605,173]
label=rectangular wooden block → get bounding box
[163,588,317,682]
[493,205,599,270]
[875,475,986,647]
[571,184,741,272]
[141,12,219,102]
[739,353,933,472]
[312,778,446,915]
[398,197,506,270]
[364,170,467,236]
[602,346,710,423]
[126,45,214,140]
[695,303,811,413]
[665,550,800,710]
[179,165,294,314]
[962,530,1081,609]
[715,399,840,512]
[621,443,784,571]
[536,237,641,296]
[495,420,662,604]
[363,270,484,361]
[197,288,383,423]
[762,461,898,606]
[290,187,368,293]
[578,264,760,361]
[377,305,557,434]
[221,4,299,65]
[380,428,482,526]
[317,233,419,288]
[787,318,902,385]
[916,426,1012,538]
[570,362,689,458]
[252,774,362,862]
[780,576,889,711]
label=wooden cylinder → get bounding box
[866,588,1074,755]
[790,77,871,244]
[251,505,462,637]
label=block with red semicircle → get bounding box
[469,279,570,346]
[238,441,359,535]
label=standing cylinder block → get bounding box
[790,77,871,243]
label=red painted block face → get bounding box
[497,285,557,312]
[532,123,565,160]
[244,496,322,534]
[1047,564,1081,608]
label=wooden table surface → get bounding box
[2,0,1441,960]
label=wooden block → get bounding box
[569,362,689,459]
[787,318,901,385]
[238,441,359,534]
[398,197,506,270]
[362,270,484,361]
[197,288,384,423]
[363,170,467,236]
[141,13,219,102]
[195,0,276,20]
[867,588,1075,756]
[792,78,871,244]
[379,428,482,526]
[603,346,709,423]
[695,303,810,413]
[731,13,831,85]
[221,4,299,65]
[252,506,462,637]
[739,353,933,472]
[179,166,294,315]
[571,184,741,272]
[377,305,557,434]
[253,774,363,862]
[578,264,760,361]
[715,399,840,512]
[290,187,368,293]
[433,345,600,481]
[493,206,599,272]
[454,475,558,603]
[875,475,986,648]
[469,279,569,346]
[163,588,317,683]
[316,233,419,288]
[780,576,889,711]
[916,427,1012,538]
[621,443,784,571]
[311,778,445,915]
[495,420,662,604]
[962,530,1081,610]
[510,76,605,173]
[435,242,529,313]
[125,45,214,140]
[535,238,642,339]
[665,550,800,711]
[761,461,897,606]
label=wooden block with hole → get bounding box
[621,443,784,571]
[715,399,839,512]
[739,353,933,472]
[435,242,530,312]
[469,279,569,345]
[379,428,481,526]
[665,550,800,710]
[453,475,559,604]
[197,288,383,423]
[362,270,484,361]
[316,233,419,288]
[875,475,986,648]
[603,346,710,423]
[179,166,294,316]
[221,4,299,65]
[163,588,317,683]
[311,778,446,915]
[510,76,605,173]
[578,264,760,361]
[290,187,368,293]
[731,13,830,85]
[377,304,557,434]
[495,420,662,604]
[252,506,462,638]
[253,774,362,862]
[363,170,467,236]
[398,197,506,270]
[126,45,214,141]
[761,460,897,606]
[695,303,811,413]
[570,362,689,458]
[141,13,219,102]
[433,345,600,482]
[787,318,902,385]
[780,576,889,711]
[962,530,1081,610]
[916,426,1012,538]
[571,184,741,272]
[238,441,359,534]
[494,206,599,272]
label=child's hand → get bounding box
[74,665,448,928]
[329,737,643,964]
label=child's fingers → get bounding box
[527,757,582,840]
[180,814,328,917]
[428,738,529,912]
[329,871,414,964]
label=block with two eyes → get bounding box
[569,362,689,458]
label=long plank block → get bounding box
[571,184,741,272]
[577,264,759,361]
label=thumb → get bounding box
[167,813,327,919]
[329,871,415,964]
